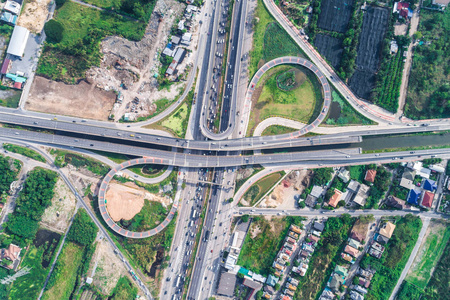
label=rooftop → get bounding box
[421,191,434,208]
[379,222,396,239]
[217,272,237,297]
[328,189,343,208]
[364,169,377,183]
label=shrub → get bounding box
[44,20,64,43]
[67,209,98,246]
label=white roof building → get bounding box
[7,26,30,57]
[4,0,21,15]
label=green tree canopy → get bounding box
[67,209,98,246]
[44,20,65,43]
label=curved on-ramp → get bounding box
[202,56,331,140]
[98,158,177,239]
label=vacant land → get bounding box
[3,143,46,162]
[26,77,116,121]
[237,216,304,275]
[318,0,355,33]
[52,149,110,176]
[261,125,297,136]
[106,183,146,222]
[362,215,422,300]
[324,90,375,125]
[17,0,52,33]
[424,235,450,299]
[235,165,263,193]
[314,34,343,69]
[349,6,389,99]
[43,242,84,300]
[37,1,146,83]
[249,0,304,78]
[405,9,450,120]
[242,172,284,206]
[0,89,21,108]
[406,220,450,288]
[247,65,322,135]
[109,276,138,299]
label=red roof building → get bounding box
[0,58,10,74]
[421,191,434,208]
[328,189,343,208]
[344,245,361,257]
[365,169,377,183]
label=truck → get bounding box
[204,230,210,241]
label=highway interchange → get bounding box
[2,0,450,299]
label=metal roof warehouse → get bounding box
[7,26,30,57]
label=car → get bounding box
[211,250,213,253]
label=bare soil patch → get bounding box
[17,0,52,33]
[40,178,77,232]
[89,239,127,295]
[26,77,116,120]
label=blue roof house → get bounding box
[407,189,421,205]
[423,179,437,192]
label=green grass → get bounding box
[242,171,284,206]
[397,281,423,300]
[0,89,22,108]
[160,103,189,137]
[121,200,169,231]
[324,91,376,126]
[82,0,156,22]
[109,276,138,299]
[42,242,84,300]
[237,216,304,275]
[249,0,304,78]
[406,220,450,288]
[9,246,51,300]
[90,150,132,163]
[424,235,450,299]
[261,125,297,136]
[247,65,322,136]
[127,164,167,179]
[51,149,110,176]
[349,165,366,182]
[3,144,46,163]
[37,1,146,83]
[134,169,178,199]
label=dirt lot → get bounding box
[25,77,116,120]
[88,238,128,295]
[40,178,77,232]
[17,0,52,33]
[349,6,389,99]
[259,170,313,208]
[105,181,170,222]
[314,34,343,69]
[318,0,355,33]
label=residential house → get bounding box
[334,265,348,277]
[286,237,296,245]
[266,274,279,287]
[348,238,361,250]
[288,231,299,240]
[273,262,285,272]
[305,194,317,207]
[423,179,437,192]
[354,285,368,295]
[284,289,295,297]
[312,230,322,237]
[407,189,421,205]
[429,164,445,173]
[386,195,407,209]
[359,277,371,289]
[264,285,275,295]
[0,11,17,25]
[376,234,390,245]
[344,245,360,257]
[299,250,310,259]
[328,189,343,208]
[379,222,396,239]
[350,228,365,243]
[308,234,320,245]
[281,295,292,300]
[0,243,21,270]
[402,169,416,181]
[217,272,237,297]
[3,0,21,15]
[320,288,335,299]
[302,243,314,254]
[311,185,324,198]
[181,32,192,46]
[341,253,354,263]
[393,2,413,18]
[171,35,181,45]
[364,169,377,183]
[252,273,266,283]
[350,291,364,300]
[243,278,262,292]
[407,161,431,178]
[353,183,370,207]
[338,168,350,183]
[313,221,325,232]
[290,224,302,235]
[421,191,434,208]
[400,177,414,189]
[347,180,360,193]
[358,267,375,280]
[329,273,344,292]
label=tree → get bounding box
[338,200,346,207]
[67,209,98,246]
[44,20,64,43]
[298,201,306,209]
[275,283,281,291]
[255,290,263,300]
[241,215,249,223]
[55,0,67,7]
[237,272,244,279]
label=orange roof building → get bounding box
[421,191,434,208]
[379,222,396,239]
[365,169,377,183]
[344,245,360,257]
[328,189,343,208]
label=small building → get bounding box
[266,274,279,287]
[364,169,377,183]
[428,164,445,173]
[400,177,414,189]
[347,180,360,193]
[313,221,325,232]
[385,195,407,209]
[379,222,396,239]
[0,11,17,25]
[407,189,421,205]
[177,20,185,31]
[423,179,437,192]
[243,278,262,290]
[421,191,434,208]
[390,40,398,54]
[328,189,343,208]
[217,272,237,297]
[86,277,93,284]
[173,47,186,64]
[402,169,416,181]
[344,245,360,257]
[181,32,192,46]
[0,58,11,74]
[171,35,181,45]
[252,273,266,284]
[353,183,370,207]
[3,0,21,15]
[290,224,302,235]
[348,238,361,250]
[329,273,344,292]
[305,194,317,207]
[334,265,348,277]
[7,26,30,58]
[338,168,350,183]
[311,185,324,198]
[0,243,22,270]
[162,47,174,57]
[165,61,178,76]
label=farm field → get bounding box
[249,0,305,78]
[247,65,323,136]
[406,220,450,288]
[317,0,355,33]
[349,6,389,99]
[405,9,450,120]
[237,216,304,276]
[241,171,285,206]
[314,34,343,69]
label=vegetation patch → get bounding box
[3,144,46,163]
[51,149,110,176]
[127,164,167,179]
[0,154,21,202]
[423,234,450,299]
[134,169,178,199]
[324,91,376,125]
[361,215,422,300]
[261,125,298,136]
[406,220,450,288]
[109,276,138,299]
[120,200,169,231]
[242,171,284,206]
[235,165,263,194]
[405,9,450,120]
[38,1,146,83]
[81,0,156,22]
[247,65,322,136]
[237,216,305,275]
[0,88,22,108]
